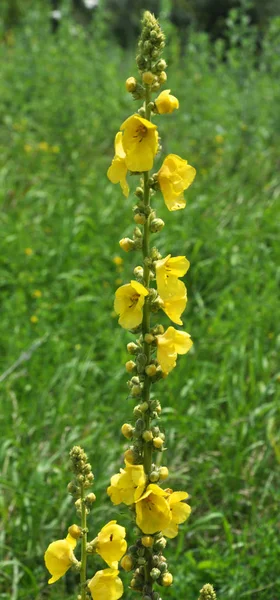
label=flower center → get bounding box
[129,293,139,308]
[134,124,147,143]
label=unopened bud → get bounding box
[149,470,159,482]
[138,107,146,117]
[156,59,167,72]
[198,584,217,600]
[135,187,144,198]
[68,524,81,539]
[119,237,135,252]
[131,384,142,397]
[133,405,143,418]
[162,572,173,586]
[144,333,154,344]
[159,466,169,480]
[142,430,153,442]
[154,536,167,551]
[141,535,154,548]
[150,218,165,233]
[153,436,164,449]
[145,364,157,377]
[159,71,167,83]
[142,71,155,84]
[150,567,161,580]
[134,213,146,225]
[134,266,144,278]
[121,423,134,439]
[85,493,96,506]
[127,342,138,354]
[126,76,137,92]
[121,554,134,571]
[139,401,149,412]
[124,449,135,463]
[126,360,136,372]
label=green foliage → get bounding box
[0,10,280,600]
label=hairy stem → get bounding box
[80,485,87,600]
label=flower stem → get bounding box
[80,484,87,600]
[142,84,152,477]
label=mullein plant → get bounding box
[106,10,216,600]
[44,11,217,600]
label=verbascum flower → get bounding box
[44,531,77,584]
[114,280,148,329]
[94,521,127,568]
[120,114,158,172]
[155,254,190,299]
[134,484,171,534]
[107,132,129,198]
[108,460,146,505]
[162,491,191,538]
[88,568,123,600]
[155,89,179,114]
[161,293,187,325]
[156,326,193,374]
[157,154,196,211]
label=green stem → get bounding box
[80,485,87,600]
[142,84,153,477]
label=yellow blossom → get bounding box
[51,145,60,153]
[38,141,49,151]
[162,490,191,538]
[135,484,171,534]
[113,256,123,267]
[88,568,123,600]
[120,114,158,172]
[30,315,38,324]
[215,134,224,144]
[114,280,148,330]
[44,532,77,584]
[24,144,33,153]
[24,247,33,256]
[155,254,190,299]
[157,154,196,211]
[107,132,129,198]
[32,289,42,298]
[155,89,179,114]
[107,460,146,506]
[161,293,187,325]
[95,521,127,568]
[156,326,193,374]
[126,77,137,92]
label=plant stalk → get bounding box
[80,484,87,600]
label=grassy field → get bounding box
[1,8,280,600]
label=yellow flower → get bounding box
[24,247,33,256]
[88,568,123,600]
[114,280,148,330]
[30,315,39,324]
[107,460,146,506]
[157,154,196,211]
[24,144,33,153]
[156,326,193,374]
[135,484,171,534]
[107,132,129,198]
[32,289,42,298]
[44,532,77,584]
[161,294,187,325]
[38,141,49,151]
[51,145,60,153]
[155,89,179,114]
[156,254,190,297]
[113,256,123,267]
[120,114,158,172]
[95,521,127,568]
[162,490,191,538]
[215,134,224,144]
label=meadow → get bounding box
[0,7,280,600]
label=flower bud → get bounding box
[145,364,157,377]
[152,81,160,91]
[135,187,144,198]
[135,418,145,433]
[124,448,135,463]
[119,237,135,252]
[126,360,136,372]
[156,59,167,72]
[121,554,134,571]
[159,71,167,83]
[153,437,164,449]
[138,107,146,117]
[68,524,81,539]
[198,584,217,600]
[150,567,161,580]
[134,213,146,225]
[131,384,142,397]
[133,405,143,418]
[127,342,138,354]
[133,226,142,238]
[126,77,137,92]
[144,333,154,344]
[134,266,144,278]
[121,423,134,439]
[142,430,153,442]
[85,493,96,506]
[162,572,173,586]
[142,71,155,84]
[154,537,166,551]
[159,466,169,480]
[150,218,165,233]
[141,535,154,548]
[139,401,149,412]
[149,470,159,482]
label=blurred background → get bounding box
[0,1,280,599]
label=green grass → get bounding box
[0,9,280,600]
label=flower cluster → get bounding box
[106,10,196,599]
[44,446,126,600]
